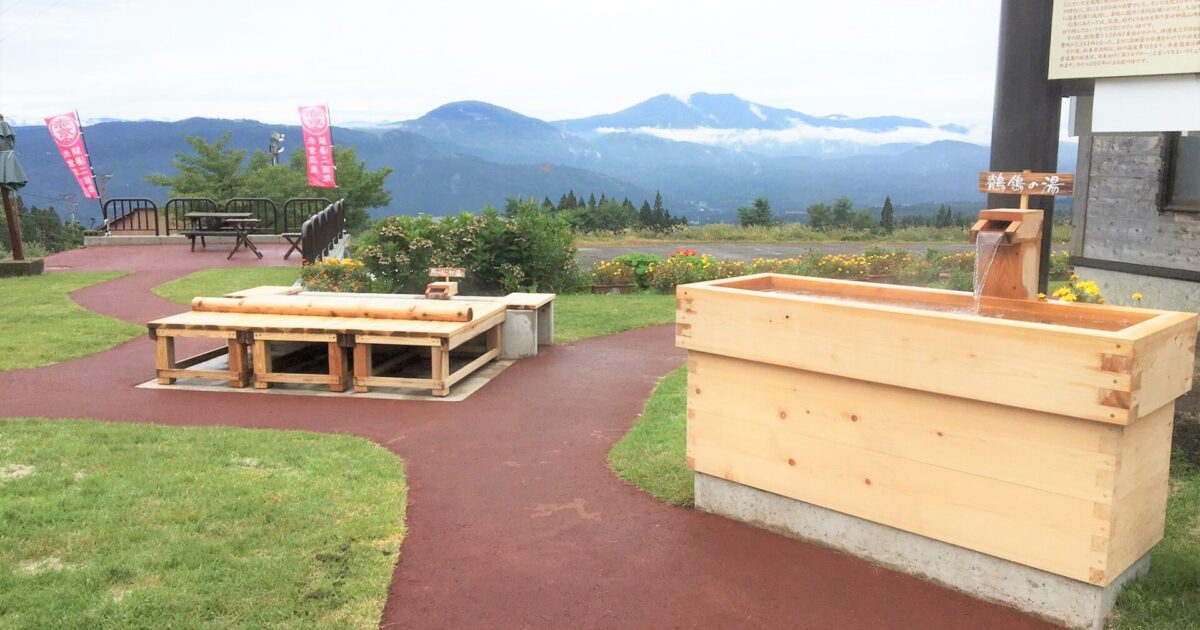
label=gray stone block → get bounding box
[695,473,1150,630]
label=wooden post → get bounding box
[253,339,272,389]
[227,340,249,388]
[155,336,176,385]
[432,341,450,397]
[1,188,24,261]
[328,342,348,393]
[353,343,372,393]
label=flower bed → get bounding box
[634,248,1071,292]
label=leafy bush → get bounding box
[300,258,372,292]
[1049,251,1071,280]
[354,202,579,294]
[612,253,663,288]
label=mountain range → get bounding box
[11,93,1077,224]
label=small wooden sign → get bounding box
[428,267,466,278]
[979,172,1074,196]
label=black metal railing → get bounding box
[301,198,346,263]
[282,197,331,233]
[163,198,220,235]
[102,198,158,235]
[224,198,278,233]
[106,197,330,237]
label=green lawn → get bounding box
[608,366,692,506]
[153,267,299,305]
[0,272,143,371]
[1111,459,1200,629]
[0,418,406,629]
[612,368,1200,626]
[554,292,676,344]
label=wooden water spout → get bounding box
[968,209,1043,300]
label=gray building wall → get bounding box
[1073,133,1200,271]
[1070,130,1200,400]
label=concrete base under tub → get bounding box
[694,472,1150,630]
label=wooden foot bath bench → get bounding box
[146,295,507,397]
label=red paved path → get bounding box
[1,245,1058,629]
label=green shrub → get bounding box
[355,202,579,294]
[612,253,663,288]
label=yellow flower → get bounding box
[1060,292,1078,302]
[1069,273,1080,282]
[1132,292,1143,302]
[1037,293,1047,300]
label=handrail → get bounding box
[301,198,347,263]
[102,198,159,235]
[282,197,331,233]
[163,198,219,235]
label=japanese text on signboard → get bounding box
[978,172,1075,196]
[44,112,98,199]
[298,104,338,188]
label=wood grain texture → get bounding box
[191,295,476,322]
[677,274,1196,425]
[686,352,1175,585]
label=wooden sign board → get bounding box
[979,172,1074,196]
[428,267,466,278]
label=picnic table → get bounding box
[181,212,262,259]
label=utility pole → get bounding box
[63,193,78,225]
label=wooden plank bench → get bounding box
[180,230,236,252]
[146,301,507,396]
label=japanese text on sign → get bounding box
[44,112,98,199]
[978,172,1075,196]
[1049,0,1200,79]
[298,104,338,188]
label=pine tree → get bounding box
[542,196,554,210]
[557,194,569,210]
[598,193,607,206]
[639,201,653,227]
[737,197,777,227]
[566,190,578,209]
[880,196,895,234]
[588,192,597,209]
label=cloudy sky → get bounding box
[0,0,1004,132]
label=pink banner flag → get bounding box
[44,112,99,199]
[298,104,337,188]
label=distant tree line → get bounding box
[515,189,686,233]
[736,195,972,233]
[0,201,85,258]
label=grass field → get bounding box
[153,267,299,304]
[0,418,406,629]
[553,292,676,343]
[0,272,142,371]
